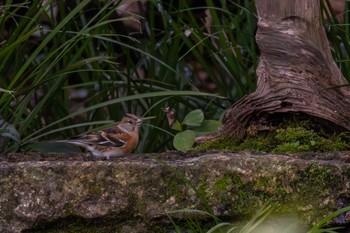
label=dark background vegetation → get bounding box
[0,0,348,154]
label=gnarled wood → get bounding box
[221,0,350,139]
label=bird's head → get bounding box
[118,113,143,133]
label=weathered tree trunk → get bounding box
[221,0,350,139]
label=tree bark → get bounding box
[220,0,350,139]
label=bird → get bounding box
[57,113,142,159]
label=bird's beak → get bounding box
[136,119,143,126]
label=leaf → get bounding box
[0,87,15,99]
[182,109,204,127]
[0,119,20,142]
[195,120,223,136]
[307,206,350,232]
[173,130,196,152]
[171,120,183,131]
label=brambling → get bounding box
[58,113,142,159]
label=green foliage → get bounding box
[196,120,224,136]
[167,209,222,233]
[168,205,350,233]
[173,130,197,152]
[182,109,204,127]
[307,206,350,233]
[171,109,222,151]
[0,119,20,151]
[322,0,350,80]
[0,119,20,143]
[1,0,256,153]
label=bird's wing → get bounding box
[67,131,126,148]
[99,131,126,147]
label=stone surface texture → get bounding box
[0,151,350,232]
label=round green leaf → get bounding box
[173,130,196,152]
[182,109,204,126]
[195,120,223,136]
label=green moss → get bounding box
[213,174,244,193]
[207,164,339,221]
[274,142,311,153]
[238,134,275,151]
[214,177,230,191]
[210,174,261,215]
[295,164,338,197]
[64,203,76,215]
[163,176,185,200]
[198,120,350,153]
[196,137,238,151]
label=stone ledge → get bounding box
[0,151,350,232]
